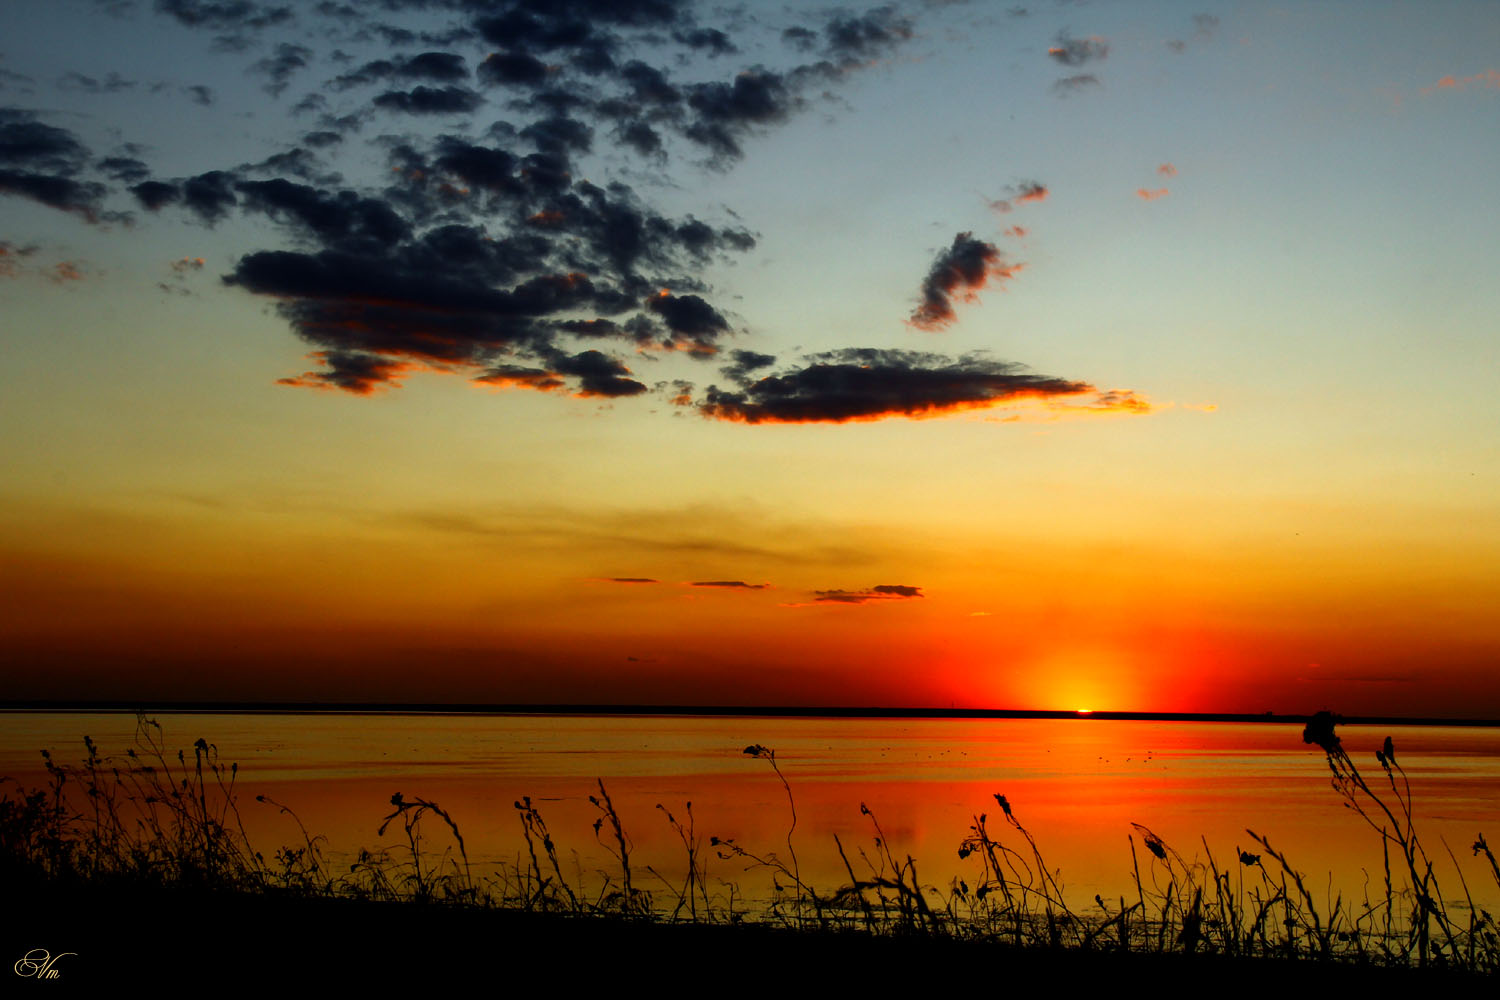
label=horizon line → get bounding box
[1,701,1497,727]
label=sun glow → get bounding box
[1008,645,1146,713]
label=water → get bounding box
[3,712,1497,914]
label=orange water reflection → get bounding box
[4,713,1497,913]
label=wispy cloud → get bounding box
[1420,69,1500,96]
[1047,33,1109,67]
[1053,74,1101,96]
[987,181,1049,215]
[1167,13,1220,53]
[811,584,924,605]
[909,232,1023,331]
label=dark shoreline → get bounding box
[3,700,1499,727]
[13,878,1493,988]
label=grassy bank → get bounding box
[3,713,1496,983]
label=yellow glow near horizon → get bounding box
[1004,644,1146,714]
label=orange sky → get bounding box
[3,2,1499,716]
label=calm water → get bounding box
[3,712,1498,913]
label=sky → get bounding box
[2,0,1498,715]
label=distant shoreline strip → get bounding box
[0,702,1496,727]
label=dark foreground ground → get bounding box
[10,879,1491,989]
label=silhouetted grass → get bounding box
[2,711,1495,974]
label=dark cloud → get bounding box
[781,26,816,51]
[58,71,137,93]
[871,584,921,598]
[604,577,658,584]
[240,146,341,185]
[519,116,593,155]
[203,150,710,395]
[276,349,415,395]
[333,52,469,90]
[373,85,483,115]
[423,135,524,195]
[683,69,801,163]
[646,291,731,354]
[474,0,685,37]
[155,0,293,31]
[470,6,624,75]
[1047,33,1109,66]
[0,109,92,175]
[0,109,109,220]
[184,84,216,105]
[691,580,768,589]
[234,179,410,252]
[673,28,736,56]
[909,232,1021,330]
[813,585,924,604]
[468,348,648,399]
[369,19,474,50]
[227,247,599,358]
[619,60,681,106]
[179,170,239,223]
[720,349,776,384]
[542,348,648,397]
[39,0,1016,416]
[470,363,564,392]
[396,51,469,82]
[0,172,108,219]
[823,7,913,60]
[98,156,151,183]
[614,120,664,158]
[477,52,551,88]
[1053,74,1101,95]
[555,317,623,337]
[696,349,1098,424]
[130,179,180,210]
[251,42,312,97]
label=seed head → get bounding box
[1301,711,1342,753]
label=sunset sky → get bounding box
[3,0,1498,715]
